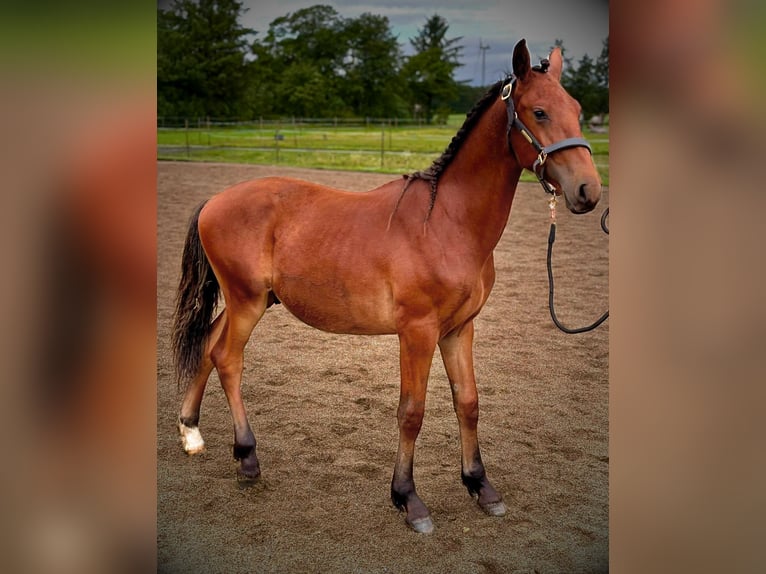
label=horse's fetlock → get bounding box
[461,467,487,496]
[233,443,255,460]
[179,414,200,428]
[391,481,415,511]
[391,489,408,512]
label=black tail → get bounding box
[171,200,219,389]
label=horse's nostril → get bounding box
[578,183,588,201]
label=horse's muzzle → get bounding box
[565,181,601,214]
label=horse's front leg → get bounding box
[438,321,506,516]
[391,321,439,534]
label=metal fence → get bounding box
[157,116,441,129]
[157,117,609,179]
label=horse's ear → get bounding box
[549,46,563,81]
[512,39,531,81]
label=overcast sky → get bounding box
[238,0,608,86]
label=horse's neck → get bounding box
[437,100,523,255]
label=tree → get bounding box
[249,5,350,117]
[261,5,347,77]
[342,13,404,118]
[595,36,609,114]
[158,0,253,119]
[450,83,487,115]
[401,14,464,124]
[563,53,597,115]
[558,37,609,121]
[272,61,347,118]
[248,7,406,118]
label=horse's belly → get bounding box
[273,275,396,335]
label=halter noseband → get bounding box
[501,77,592,195]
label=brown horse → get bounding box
[171,39,601,534]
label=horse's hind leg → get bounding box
[178,310,226,454]
[211,295,267,483]
[438,321,506,516]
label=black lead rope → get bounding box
[547,207,609,333]
[500,73,609,333]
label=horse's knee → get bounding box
[455,394,479,426]
[397,400,425,434]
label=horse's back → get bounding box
[203,175,396,226]
[196,176,403,333]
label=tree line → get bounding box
[158,0,608,124]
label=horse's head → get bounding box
[508,39,602,214]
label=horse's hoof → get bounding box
[407,515,435,534]
[178,421,205,455]
[236,468,261,487]
[481,500,507,517]
[237,459,261,482]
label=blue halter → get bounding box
[501,77,592,195]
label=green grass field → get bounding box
[157,117,609,184]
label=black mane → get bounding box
[399,79,506,221]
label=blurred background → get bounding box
[0,3,156,573]
[0,1,763,572]
[611,1,766,572]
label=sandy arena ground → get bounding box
[157,162,609,573]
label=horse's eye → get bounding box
[533,109,548,120]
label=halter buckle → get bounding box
[537,149,548,167]
[501,83,512,101]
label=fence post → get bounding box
[185,118,190,158]
[380,124,385,168]
[275,130,280,164]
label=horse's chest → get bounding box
[435,262,496,329]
